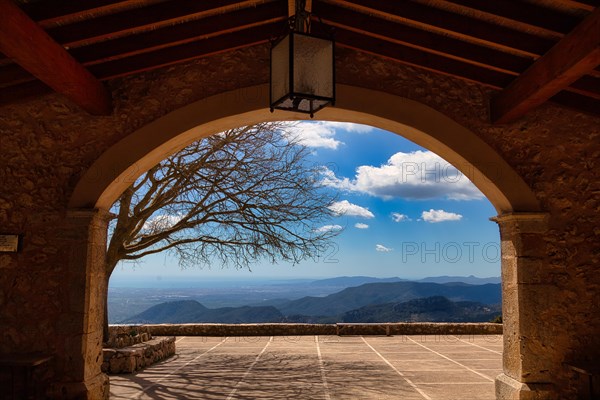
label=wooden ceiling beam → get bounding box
[0,1,286,89]
[313,2,533,73]
[313,4,600,101]
[0,0,111,115]
[321,24,514,88]
[0,22,281,106]
[46,0,270,48]
[444,0,581,34]
[311,23,600,119]
[491,8,600,123]
[330,0,556,56]
[21,0,131,22]
[1,20,598,118]
[6,2,598,102]
[88,22,282,80]
[70,2,286,65]
[563,0,598,12]
[28,0,162,28]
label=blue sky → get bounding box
[110,121,500,287]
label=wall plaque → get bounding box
[0,235,20,252]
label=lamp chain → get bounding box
[290,0,311,33]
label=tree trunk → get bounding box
[103,276,110,344]
[103,260,118,345]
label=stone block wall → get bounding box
[105,325,152,349]
[102,336,175,374]
[145,322,502,337]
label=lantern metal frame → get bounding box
[269,15,335,117]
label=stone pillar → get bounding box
[492,213,556,400]
[48,209,111,399]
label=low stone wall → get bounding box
[102,336,176,374]
[338,322,502,336]
[106,325,153,348]
[144,322,502,337]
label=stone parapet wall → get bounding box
[106,325,153,348]
[142,322,502,337]
[102,336,175,374]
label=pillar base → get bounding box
[48,372,109,400]
[496,373,555,400]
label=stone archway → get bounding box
[69,84,548,399]
[70,84,539,213]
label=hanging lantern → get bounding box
[269,5,335,117]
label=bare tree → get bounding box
[104,122,338,341]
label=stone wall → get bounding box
[144,322,502,337]
[0,44,598,399]
[106,325,152,349]
[102,336,175,375]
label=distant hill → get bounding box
[308,276,406,287]
[341,296,501,323]
[309,275,500,286]
[277,281,501,317]
[123,300,283,324]
[417,275,501,285]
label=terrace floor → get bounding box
[109,334,503,399]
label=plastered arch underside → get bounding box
[69,84,540,214]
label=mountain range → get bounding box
[339,296,500,323]
[123,280,502,324]
[124,301,283,324]
[275,281,500,316]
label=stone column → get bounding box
[492,212,556,400]
[48,209,111,399]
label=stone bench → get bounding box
[102,336,176,374]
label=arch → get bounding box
[69,84,540,214]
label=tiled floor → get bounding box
[110,334,503,399]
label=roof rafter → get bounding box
[491,7,600,123]
[328,0,555,56]
[0,0,111,115]
[444,0,580,34]
[46,0,266,48]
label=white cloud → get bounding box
[328,200,374,219]
[282,121,374,150]
[143,214,182,232]
[314,224,343,233]
[391,212,409,222]
[284,121,343,149]
[354,223,369,229]
[376,244,393,252]
[321,150,484,200]
[320,121,373,134]
[421,209,463,223]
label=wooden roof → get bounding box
[0,0,598,122]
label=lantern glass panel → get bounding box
[270,35,290,105]
[292,33,334,99]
